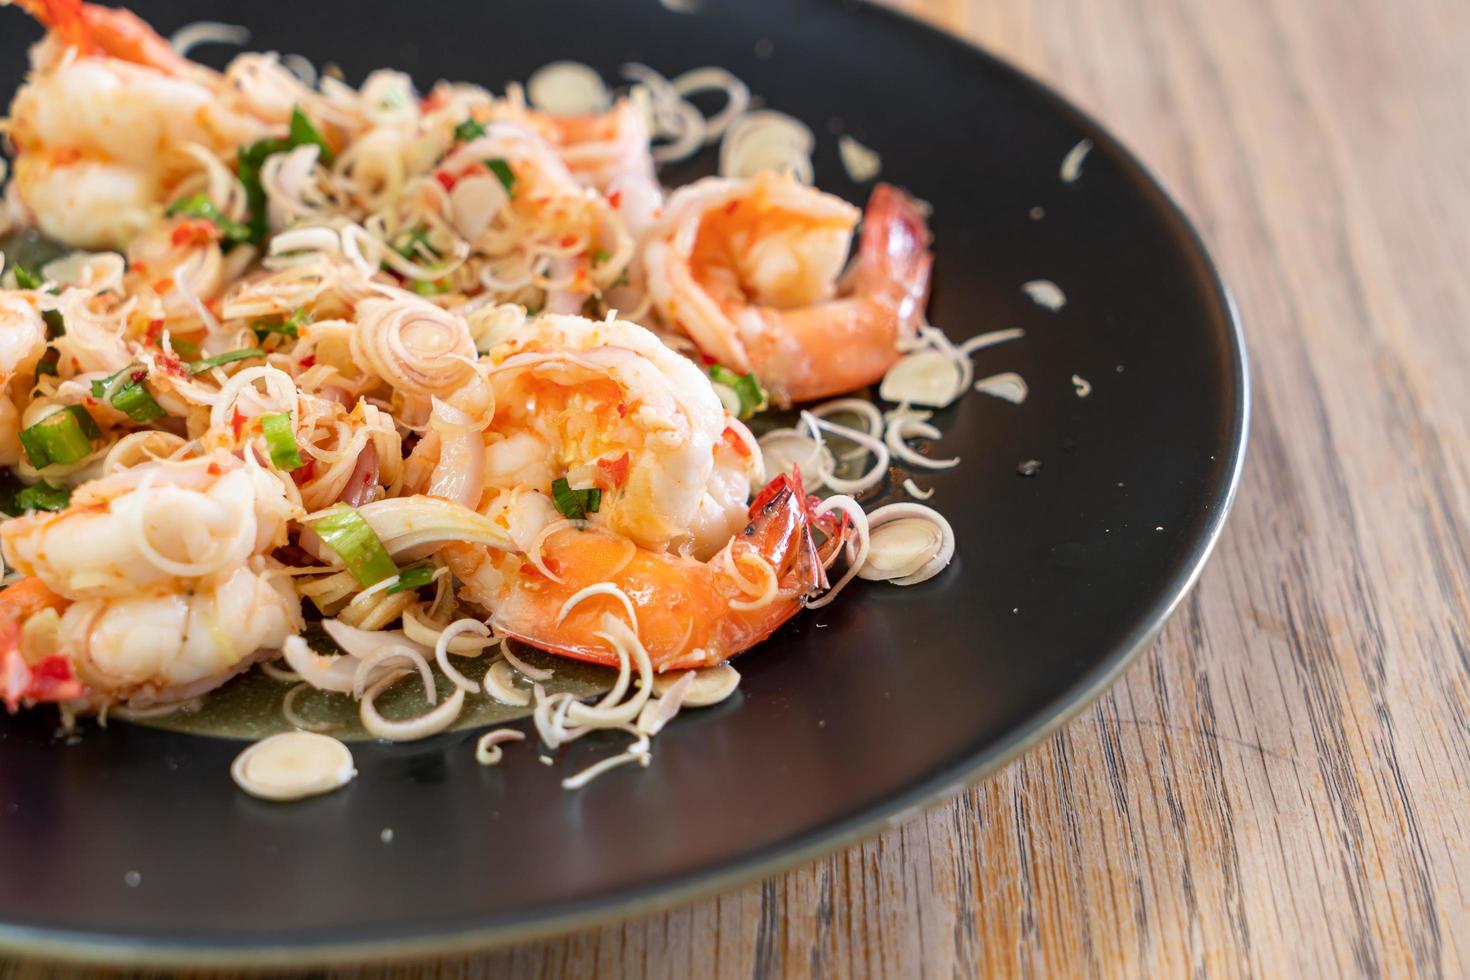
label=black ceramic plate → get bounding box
[0,0,1247,966]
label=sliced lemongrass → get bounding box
[527,61,610,115]
[810,397,885,437]
[879,348,964,408]
[258,658,301,684]
[435,619,490,693]
[360,674,465,742]
[281,682,339,734]
[561,733,651,790]
[475,728,526,766]
[958,327,1025,356]
[556,583,639,632]
[230,732,355,802]
[1061,138,1093,183]
[757,428,833,487]
[651,664,740,706]
[974,372,1029,404]
[1072,374,1092,398]
[902,478,934,500]
[804,495,870,610]
[501,641,555,682]
[837,134,882,183]
[859,503,955,586]
[1021,279,1066,311]
[884,413,960,470]
[485,659,531,707]
[635,670,694,736]
[801,411,889,494]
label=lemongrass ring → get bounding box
[858,503,956,586]
[475,728,526,766]
[651,663,740,707]
[230,732,355,801]
[556,583,639,633]
[485,659,531,707]
[501,642,554,682]
[804,495,870,610]
[360,675,465,742]
[635,670,695,736]
[435,619,491,693]
[884,414,960,470]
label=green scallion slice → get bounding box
[15,481,70,512]
[18,405,100,469]
[189,348,266,374]
[260,412,303,471]
[551,477,601,521]
[708,365,769,419]
[386,561,435,595]
[89,365,165,423]
[308,504,398,587]
[12,265,43,290]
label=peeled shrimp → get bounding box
[444,471,844,671]
[6,0,280,248]
[645,173,933,404]
[0,292,49,466]
[475,313,760,558]
[1,451,298,599]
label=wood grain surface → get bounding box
[7,0,1470,976]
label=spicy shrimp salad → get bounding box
[0,0,1013,796]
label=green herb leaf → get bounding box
[12,265,43,290]
[386,561,435,595]
[308,504,398,588]
[189,348,266,374]
[253,308,311,342]
[166,192,253,243]
[453,118,486,142]
[260,412,303,471]
[91,365,166,423]
[391,226,438,263]
[33,350,58,380]
[18,405,100,469]
[551,477,602,521]
[410,279,449,296]
[485,157,516,193]
[288,106,334,165]
[14,481,70,512]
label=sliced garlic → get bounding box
[879,348,963,408]
[231,732,356,802]
[652,664,741,707]
[975,371,1029,404]
[1021,279,1066,311]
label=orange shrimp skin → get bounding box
[0,577,83,713]
[493,473,844,671]
[15,0,184,72]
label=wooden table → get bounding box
[7,0,1469,976]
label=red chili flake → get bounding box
[436,171,458,192]
[723,201,739,215]
[699,352,718,366]
[560,235,577,248]
[607,189,623,208]
[171,219,218,247]
[145,319,165,343]
[230,409,247,441]
[595,452,631,490]
[152,278,174,295]
[132,260,150,276]
[207,461,223,476]
[298,354,316,369]
[722,427,753,458]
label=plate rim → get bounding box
[0,0,1250,966]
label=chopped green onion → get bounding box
[591,248,611,265]
[288,106,334,165]
[41,309,64,338]
[260,412,303,471]
[166,192,253,243]
[189,347,266,374]
[89,366,166,424]
[551,477,601,521]
[169,338,199,358]
[391,226,438,263]
[237,137,286,245]
[386,561,435,595]
[410,279,449,296]
[485,157,516,193]
[14,481,70,512]
[453,118,486,142]
[11,265,43,290]
[308,504,398,587]
[708,366,769,419]
[18,405,100,469]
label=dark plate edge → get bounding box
[0,1,1251,967]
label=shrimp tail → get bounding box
[0,577,83,712]
[12,0,186,73]
[857,183,934,347]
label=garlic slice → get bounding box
[231,732,356,802]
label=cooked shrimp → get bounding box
[444,471,843,671]
[510,96,658,194]
[476,313,760,558]
[1,450,299,599]
[6,0,277,248]
[0,291,49,466]
[645,173,933,404]
[0,576,80,712]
